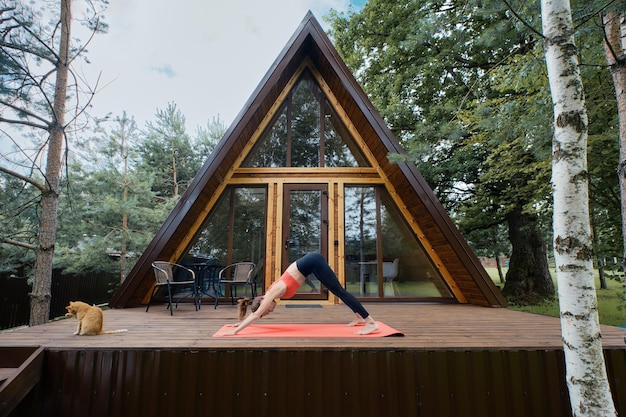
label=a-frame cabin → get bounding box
[110,12,506,310]
[9,14,626,417]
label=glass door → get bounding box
[281,184,328,300]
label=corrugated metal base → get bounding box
[11,348,626,417]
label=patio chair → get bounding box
[147,261,199,315]
[215,262,256,308]
[383,258,400,296]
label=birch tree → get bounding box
[541,0,617,415]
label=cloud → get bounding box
[78,0,357,133]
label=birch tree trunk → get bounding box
[541,0,617,415]
[602,11,626,303]
[30,0,71,326]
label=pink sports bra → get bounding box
[279,271,300,299]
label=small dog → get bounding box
[64,301,128,336]
[237,297,252,321]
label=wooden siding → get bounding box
[2,304,625,417]
[18,349,574,417]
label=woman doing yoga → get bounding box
[216,253,379,336]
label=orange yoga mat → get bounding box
[212,321,403,338]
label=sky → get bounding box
[78,0,365,135]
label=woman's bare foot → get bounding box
[355,320,379,335]
[346,314,366,327]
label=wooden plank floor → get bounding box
[0,302,624,350]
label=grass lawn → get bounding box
[485,267,626,327]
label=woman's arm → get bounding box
[215,282,285,336]
[219,310,262,336]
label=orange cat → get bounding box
[64,301,127,336]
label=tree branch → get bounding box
[0,237,36,250]
[0,99,52,128]
[501,0,545,39]
[0,165,45,192]
[0,116,49,131]
[600,11,626,66]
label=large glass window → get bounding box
[291,76,321,167]
[323,102,362,167]
[282,184,328,299]
[243,70,367,168]
[344,187,378,296]
[344,185,452,299]
[183,187,267,292]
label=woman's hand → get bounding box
[215,328,238,337]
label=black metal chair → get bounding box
[147,261,199,315]
[215,262,256,308]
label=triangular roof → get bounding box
[110,12,506,309]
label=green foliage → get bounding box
[194,115,227,161]
[54,165,170,275]
[135,103,201,198]
[43,105,225,277]
[329,0,544,212]
[0,174,38,276]
[328,0,623,277]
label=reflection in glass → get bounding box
[344,186,452,299]
[291,77,320,167]
[184,187,267,295]
[243,70,367,168]
[286,189,322,294]
[344,187,377,296]
[324,101,361,167]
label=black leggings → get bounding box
[295,253,370,319]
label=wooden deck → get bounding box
[1,302,624,350]
[2,302,625,417]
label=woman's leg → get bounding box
[296,253,370,319]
